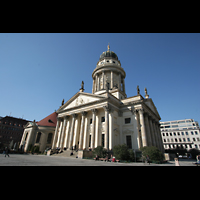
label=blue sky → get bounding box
[0,33,199,123]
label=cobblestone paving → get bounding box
[0,154,197,166]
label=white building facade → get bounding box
[160,119,200,150]
[51,45,164,157]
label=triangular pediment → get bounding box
[57,92,107,112]
[144,98,161,120]
[24,121,37,129]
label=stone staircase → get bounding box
[51,150,78,158]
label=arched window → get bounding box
[47,133,53,144]
[36,132,41,143]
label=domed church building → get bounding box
[20,45,164,157]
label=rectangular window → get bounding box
[126,135,132,149]
[89,135,91,147]
[90,119,92,124]
[125,118,131,124]
[102,134,105,147]
[101,117,105,122]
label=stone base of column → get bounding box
[78,150,93,159]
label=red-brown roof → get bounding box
[36,112,57,127]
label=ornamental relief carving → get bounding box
[75,97,85,106]
[123,129,134,134]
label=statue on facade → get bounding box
[144,87,149,99]
[137,85,140,95]
[80,81,85,92]
[62,99,64,106]
[145,87,148,95]
[81,81,84,90]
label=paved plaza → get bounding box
[0,154,197,166]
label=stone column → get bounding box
[68,114,77,150]
[146,116,153,146]
[95,114,99,148]
[118,73,121,91]
[152,120,159,149]
[102,71,105,89]
[138,109,147,147]
[118,111,123,144]
[134,110,142,149]
[52,117,61,150]
[63,116,70,149]
[60,116,68,150]
[72,116,79,149]
[57,119,64,148]
[144,113,152,146]
[95,74,98,91]
[111,71,113,89]
[155,122,164,152]
[91,109,97,149]
[122,79,125,93]
[103,105,110,150]
[97,74,100,91]
[79,112,87,150]
[83,117,88,150]
[92,79,95,93]
[149,117,155,147]
[109,110,113,150]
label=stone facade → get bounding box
[20,45,164,156]
[19,112,57,152]
[52,45,164,155]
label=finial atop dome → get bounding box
[107,43,110,51]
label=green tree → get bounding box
[93,146,108,158]
[28,144,33,152]
[140,146,164,162]
[34,146,40,153]
[113,144,131,161]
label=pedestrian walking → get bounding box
[146,155,150,165]
[196,155,200,163]
[5,147,10,157]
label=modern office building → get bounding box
[160,119,200,150]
